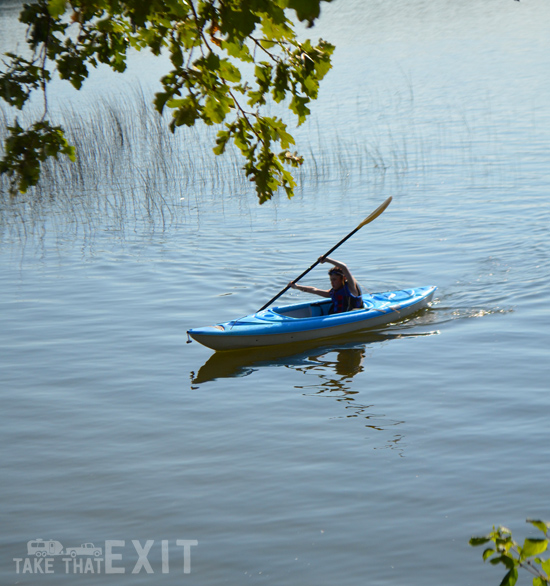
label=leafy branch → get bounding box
[0,0,335,202]
[470,519,550,586]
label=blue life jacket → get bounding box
[330,282,363,314]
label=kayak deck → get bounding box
[188,286,437,351]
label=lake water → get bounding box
[1,1,549,585]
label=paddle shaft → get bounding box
[257,196,392,312]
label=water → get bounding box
[1,1,550,584]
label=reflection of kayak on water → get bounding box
[187,286,437,351]
[191,341,367,385]
[190,326,440,385]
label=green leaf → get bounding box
[203,94,233,125]
[170,43,183,68]
[313,40,335,79]
[170,99,200,129]
[64,144,76,163]
[289,95,310,125]
[527,520,550,536]
[176,20,201,50]
[262,15,293,41]
[219,60,241,83]
[47,0,66,18]
[285,0,330,27]
[219,5,259,41]
[470,536,492,547]
[57,54,89,89]
[203,51,221,73]
[254,63,272,89]
[265,117,294,149]
[490,555,516,570]
[154,91,170,114]
[233,120,253,155]
[272,62,289,102]
[499,567,518,586]
[483,548,496,561]
[521,539,548,560]
[247,90,266,107]
[221,40,253,63]
[213,129,231,155]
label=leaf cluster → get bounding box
[470,519,550,586]
[0,119,75,194]
[0,0,334,201]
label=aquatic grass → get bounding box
[0,81,522,243]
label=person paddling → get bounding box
[289,257,363,314]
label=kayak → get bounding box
[187,285,437,351]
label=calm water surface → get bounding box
[1,1,550,585]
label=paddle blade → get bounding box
[356,196,392,229]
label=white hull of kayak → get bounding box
[188,286,437,351]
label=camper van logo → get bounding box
[13,539,198,575]
[27,539,102,558]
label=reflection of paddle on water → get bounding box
[190,329,439,386]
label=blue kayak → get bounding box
[188,286,437,351]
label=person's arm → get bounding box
[289,282,331,298]
[319,257,360,296]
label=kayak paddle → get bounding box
[258,196,393,312]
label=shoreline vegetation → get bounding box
[1,83,512,241]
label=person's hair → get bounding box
[328,267,345,278]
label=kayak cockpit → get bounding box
[270,299,331,318]
[270,297,374,319]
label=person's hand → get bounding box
[289,281,297,289]
[318,255,327,264]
